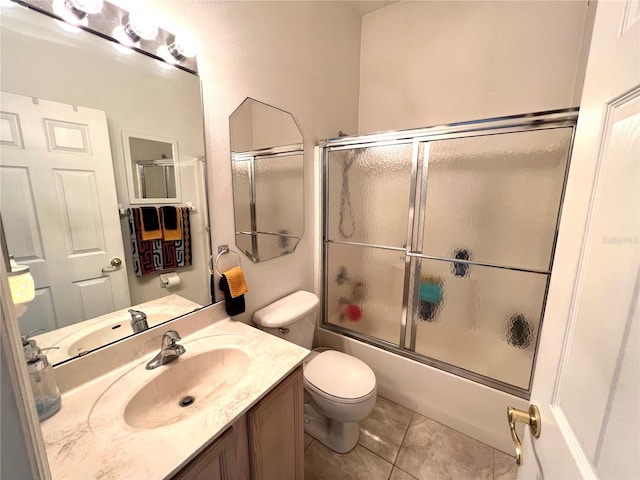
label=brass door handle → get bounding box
[507,404,541,466]
[101,257,123,273]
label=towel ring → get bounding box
[214,247,242,276]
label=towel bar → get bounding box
[119,203,196,216]
[213,245,242,276]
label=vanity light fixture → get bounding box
[15,0,198,73]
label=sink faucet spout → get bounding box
[146,330,186,370]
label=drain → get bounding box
[179,396,195,407]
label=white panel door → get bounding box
[516,1,639,478]
[0,92,130,332]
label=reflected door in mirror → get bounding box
[0,92,131,333]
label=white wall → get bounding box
[359,0,594,133]
[127,0,363,322]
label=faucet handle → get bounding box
[163,330,182,344]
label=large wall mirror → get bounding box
[229,97,304,262]
[0,3,213,365]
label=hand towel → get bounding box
[220,274,245,316]
[140,206,162,241]
[222,266,248,298]
[160,206,182,241]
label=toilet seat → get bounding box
[303,350,376,404]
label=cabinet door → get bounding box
[248,367,304,480]
[172,427,236,480]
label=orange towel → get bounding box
[223,266,248,298]
[140,207,162,241]
[160,206,182,241]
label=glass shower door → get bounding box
[324,143,414,346]
[409,127,573,394]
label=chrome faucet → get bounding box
[129,309,149,333]
[146,330,186,370]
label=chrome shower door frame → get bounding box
[320,108,578,399]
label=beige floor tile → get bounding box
[389,466,419,480]
[304,433,313,449]
[359,396,414,463]
[493,449,518,480]
[304,441,393,480]
[395,414,493,480]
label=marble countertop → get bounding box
[40,312,309,479]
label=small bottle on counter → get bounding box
[23,336,62,421]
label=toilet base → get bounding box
[304,401,360,454]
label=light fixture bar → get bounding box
[10,0,198,74]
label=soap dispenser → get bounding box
[22,336,62,421]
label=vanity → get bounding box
[40,303,308,479]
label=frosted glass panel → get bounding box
[326,242,405,345]
[412,258,548,389]
[255,153,303,240]
[421,128,572,271]
[232,160,251,233]
[327,143,413,247]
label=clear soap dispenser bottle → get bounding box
[23,336,62,421]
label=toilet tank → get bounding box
[253,291,320,349]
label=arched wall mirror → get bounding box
[0,2,213,365]
[229,98,304,262]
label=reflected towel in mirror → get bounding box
[128,207,192,276]
[140,206,162,241]
[160,206,182,241]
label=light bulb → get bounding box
[66,0,104,15]
[53,0,103,24]
[167,36,197,60]
[124,10,159,42]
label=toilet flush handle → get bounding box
[279,327,290,334]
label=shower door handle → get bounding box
[507,404,541,466]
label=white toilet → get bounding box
[253,290,377,453]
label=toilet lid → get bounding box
[304,351,376,400]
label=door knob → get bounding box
[507,404,541,466]
[101,257,123,273]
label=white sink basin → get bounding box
[67,314,174,355]
[88,334,252,435]
[124,347,250,429]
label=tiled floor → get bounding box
[304,396,518,480]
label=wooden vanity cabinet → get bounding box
[172,427,236,480]
[248,366,304,480]
[172,367,304,480]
